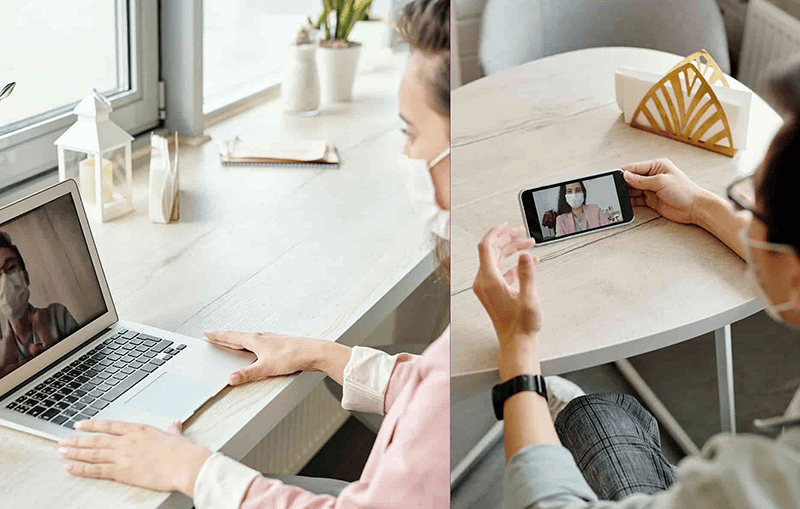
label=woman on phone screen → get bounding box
[555,181,609,236]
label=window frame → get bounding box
[0,0,160,191]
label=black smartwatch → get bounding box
[492,374,548,420]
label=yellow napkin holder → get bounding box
[630,50,736,157]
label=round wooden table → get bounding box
[450,47,782,435]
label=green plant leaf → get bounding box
[0,82,15,102]
[321,1,333,40]
[342,0,372,41]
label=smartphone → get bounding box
[518,169,634,244]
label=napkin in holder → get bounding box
[615,50,752,157]
[149,133,180,223]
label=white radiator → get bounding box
[739,0,800,99]
[241,379,349,474]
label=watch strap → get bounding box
[492,374,548,420]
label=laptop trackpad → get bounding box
[125,372,213,419]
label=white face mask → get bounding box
[0,269,30,320]
[398,146,450,240]
[566,192,584,209]
[739,229,795,324]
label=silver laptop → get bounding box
[0,180,254,440]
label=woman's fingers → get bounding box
[229,359,271,386]
[503,266,518,285]
[517,252,538,308]
[478,223,508,278]
[167,421,183,435]
[203,331,246,350]
[500,238,535,258]
[59,434,115,449]
[59,446,115,464]
[621,159,663,177]
[75,419,147,436]
[623,169,667,192]
[64,461,115,480]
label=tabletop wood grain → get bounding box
[451,47,781,391]
[1,54,436,509]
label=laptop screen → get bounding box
[0,193,107,380]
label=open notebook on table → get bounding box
[219,138,340,168]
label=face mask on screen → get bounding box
[0,269,30,320]
[566,192,584,209]
[398,146,450,240]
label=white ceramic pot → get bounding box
[283,44,320,115]
[317,43,362,103]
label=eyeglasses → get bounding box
[0,262,22,276]
[738,228,794,258]
[726,172,769,224]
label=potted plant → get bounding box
[309,0,373,103]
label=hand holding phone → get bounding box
[519,169,634,244]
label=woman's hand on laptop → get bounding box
[59,419,211,497]
[204,331,353,386]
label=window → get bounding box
[203,0,320,114]
[0,0,159,190]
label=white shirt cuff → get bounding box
[341,346,398,415]
[193,452,261,509]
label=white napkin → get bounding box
[615,66,752,150]
[149,133,179,224]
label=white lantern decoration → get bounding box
[55,90,134,222]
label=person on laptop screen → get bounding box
[0,232,79,376]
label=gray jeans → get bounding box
[554,393,677,501]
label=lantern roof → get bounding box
[54,90,133,153]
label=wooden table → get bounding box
[1,54,436,508]
[450,47,782,433]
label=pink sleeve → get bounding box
[383,353,419,413]
[555,214,567,236]
[239,369,450,509]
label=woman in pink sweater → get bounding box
[554,181,609,236]
[56,2,451,508]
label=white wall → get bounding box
[453,0,488,86]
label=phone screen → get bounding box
[519,169,634,244]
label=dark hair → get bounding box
[557,181,587,215]
[757,60,800,252]
[396,0,450,117]
[0,232,25,272]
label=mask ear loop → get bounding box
[427,146,450,169]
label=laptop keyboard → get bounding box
[3,328,186,429]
